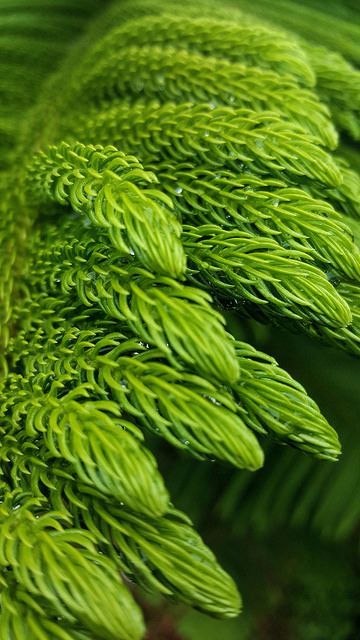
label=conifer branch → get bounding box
[65,102,342,187]
[0,489,144,640]
[0,0,359,634]
[26,142,185,278]
[66,45,335,147]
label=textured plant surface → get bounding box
[0,0,359,638]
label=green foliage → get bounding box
[304,44,360,141]
[65,44,336,147]
[232,342,340,459]
[26,142,185,278]
[0,490,145,640]
[77,13,315,86]
[19,217,238,383]
[68,496,241,617]
[0,0,359,637]
[185,224,351,327]
[63,101,343,186]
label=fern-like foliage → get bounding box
[26,142,185,277]
[0,0,359,637]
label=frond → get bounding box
[184,224,352,328]
[0,490,144,640]
[58,488,242,619]
[64,44,335,147]
[156,164,360,275]
[63,101,342,187]
[23,219,239,383]
[0,0,359,635]
[26,142,185,277]
[232,341,340,460]
[77,14,314,86]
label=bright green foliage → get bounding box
[2,299,262,471]
[184,224,352,327]
[26,142,185,278]
[0,0,359,637]
[18,217,239,383]
[68,496,242,617]
[76,13,315,86]
[309,281,360,356]
[232,342,340,459]
[0,490,145,640]
[208,330,360,544]
[159,169,360,280]
[64,44,336,147]
[304,44,360,141]
[0,590,89,640]
[64,101,343,186]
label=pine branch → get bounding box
[65,44,335,147]
[26,142,185,278]
[184,224,352,328]
[77,14,315,86]
[0,489,144,640]
[21,219,239,383]
[232,342,340,460]
[45,482,242,619]
[63,102,342,187]
[0,0,359,635]
[155,165,360,282]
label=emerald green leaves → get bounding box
[184,224,352,328]
[1,0,360,635]
[26,142,185,278]
[68,101,342,187]
[80,14,315,86]
[68,45,336,147]
[233,342,340,460]
[0,492,145,640]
